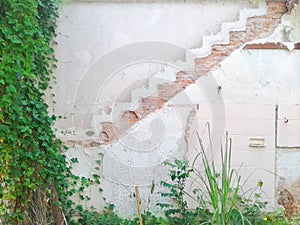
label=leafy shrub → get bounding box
[159,159,193,224]
[0,0,101,224]
[159,132,272,225]
[72,204,168,225]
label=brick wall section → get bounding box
[278,189,298,218]
[195,2,286,74]
[100,2,286,144]
[158,71,196,99]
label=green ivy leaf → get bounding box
[70,157,79,163]
[7,85,16,93]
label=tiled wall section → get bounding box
[190,103,276,206]
[277,105,300,209]
[277,105,300,147]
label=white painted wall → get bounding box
[54,0,300,217]
[181,48,300,207]
[54,1,252,129]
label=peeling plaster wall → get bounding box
[54,1,252,128]
[53,0,300,217]
[215,50,300,104]
[262,5,300,211]
[52,2,254,121]
[213,49,300,207]
[54,1,254,216]
[191,4,300,211]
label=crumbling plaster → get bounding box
[194,4,300,210]
[256,3,300,211]
[53,0,300,217]
[248,2,300,50]
[281,3,300,43]
[53,0,253,119]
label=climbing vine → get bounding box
[0,0,79,224]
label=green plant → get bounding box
[0,1,130,222]
[236,192,268,224]
[191,132,249,225]
[74,204,127,225]
[250,208,300,225]
[160,132,275,225]
[73,205,169,225]
[159,159,194,224]
[0,0,102,224]
[139,211,169,225]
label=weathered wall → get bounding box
[54,0,253,129]
[53,0,300,217]
[54,0,255,216]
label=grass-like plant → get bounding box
[160,131,268,225]
[191,132,250,225]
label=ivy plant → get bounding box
[0,0,82,224]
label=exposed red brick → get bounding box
[278,189,298,218]
[99,131,109,144]
[158,83,189,100]
[121,110,139,122]
[100,122,118,144]
[195,2,284,76]
[107,2,287,144]
[267,2,287,14]
[175,71,195,84]
[244,42,300,50]
[118,111,140,135]
[135,96,167,118]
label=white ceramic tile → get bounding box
[278,104,300,120]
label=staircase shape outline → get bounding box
[98,1,267,127]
